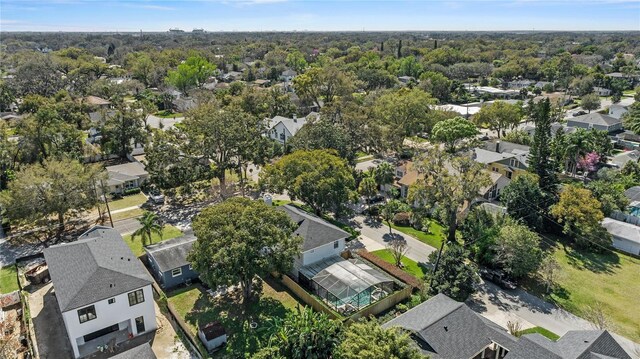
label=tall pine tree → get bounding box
[528,98,558,194]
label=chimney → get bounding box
[292,114,297,123]
[495,141,500,153]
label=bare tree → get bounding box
[507,320,523,337]
[539,256,561,293]
[387,238,408,268]
[584,301,612,330]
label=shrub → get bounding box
[393,212,411,226]
[123,187,142,196]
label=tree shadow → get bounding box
[363,217,384,229]
[382,232,405,242]
[563,244,620,274]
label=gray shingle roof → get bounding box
[568,113,621,127]
[624,186,640,202]
[110,342,157,359]
[144,235,196,272]
[383,294,516,358]
[278,205,350,252]
[44,226,153,312]
[601,218,640,245]
[505,330,632,359]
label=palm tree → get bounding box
[131,211,164,247]
[358,175,378,210]
[374,162,395,191]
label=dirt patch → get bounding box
[151,302,196,359]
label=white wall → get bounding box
[302,238,345,267]
[269,122,292,144]
[61,285,156,358]
[612,236,640,256]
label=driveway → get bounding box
[28,283,74,359]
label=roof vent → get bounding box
[444,326,448,332]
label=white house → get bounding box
[281,69,297,82]
[602,218,640,256]
[277,204,350,279]
[105,161,149,195]
[267,112,318,144]
[593,87,611,96]
[43,226,157,358]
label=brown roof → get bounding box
[83,96,111,106]
[199,322,226,340]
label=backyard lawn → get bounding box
[370,249,426,278]
[390,221,445,249]
[527,241,640,342]
[108,193,147,211]
[167,276,303,356]
[0,266,19,294]
[122,224,183,256]
[111,208,145,222]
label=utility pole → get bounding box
[99,179,114,228]
[428,240,447,291]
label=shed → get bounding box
[198,321,227,352]
[601,218,640,256]
[144,235,199,289]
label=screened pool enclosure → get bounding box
[298,256,395,315]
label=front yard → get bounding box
[0,266,19,293]
[390,221,445,249]
[370,249,427,278]
[108,193,147,211]
[525,240,640,342]
[122,224,183,256]
[167,276,304,356]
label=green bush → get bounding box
[393,212,411,226]
[123,187,142,196]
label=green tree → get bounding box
[622,102,640,135]
[129,53,155,86]
[0,81,15,112]
[500,173,545,231]
[131,211,164,247]
[587,179,629,217]
[336,320,424,359]
[374,162,396,189]
[373,88,436,150]
[293,65,358,109]
[493,223,543,279]
[0,159,101,241]
[381,199,409,235]
[189,197,301,303]
[254,307,342,359]
[550,185,611,250]
[100,107,146,159]
[288,119,355,162]
[410,147,490,242]
[165,55,216,95]
[427,243,478,301]
[431,116,478,153]
[472,101,522,138]
[419,71,452,102]
[503,129,533,146]
[528,98,558,194]
[260,149,355,215]
[580,93,601,113]
[285,50,308,73]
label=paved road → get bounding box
[351,215,436,263]
[113,217,143,236]
[352,214,639,356]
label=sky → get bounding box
[0,0,639,32]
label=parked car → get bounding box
[573,110,587,117]
[479,269,517,290]
[149,190,165,204]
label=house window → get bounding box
[506,171,513,179]
[135,316,146,334]
[171,268,183,277]
[509,158,517,167]
[334,241,339,249]
[78,305,97,323]
[188,264,192,270]
[108,298,115,304]
[128,289,145,306]
[492,167,499,172]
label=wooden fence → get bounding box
[280,275,341,320]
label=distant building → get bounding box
[593,86,611,96]
[266,112,318,144]
[602,218,640,256]
[169,28,184,33]
[566,113,623,133]
[192,28,205,33]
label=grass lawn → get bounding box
[122,224,183,256]
[0,266,19,294]
[389,221,445,249]
[518,326,560,341]
[355,151,369,158]
[167,276,303,357]
[272,199,292,207]
[111,208,145,222]
[525,241,640,342]
[108,193,147,211]
[371,249,427,278]
[154,110,184,118]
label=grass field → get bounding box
[108,193,147,211]
[0,266,19,294]
[371,249,427,278]
[518,326,560,341]
[167,277,303,356]
[526,241,640,342]
[122,224,183,256]
[154,110,184,118]
[390,221,445,249]
[111,208,145,221]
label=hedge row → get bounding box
[356,249,422,289]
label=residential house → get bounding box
[610,150,640,168]
[507,79,534,89]
[222,71,243,83]
[281,69,297,82]
[476,141,530,180]
[82,96,111,109]
[383,293,631,359]
[267,112,318,144]
[534,81,553,90]
[435,103,482,118]
[566,113,623,133]
[465,85,520,99]
[593,86,611,96]
[198,322,227,352]
[106,161,149,195]
[43,226,156,358]
[253,79,271,88]
[145,235,199,289]
[609,104,629,120]
[398,76,415,84]
[601,218,640,256]
[277,204,350,280]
